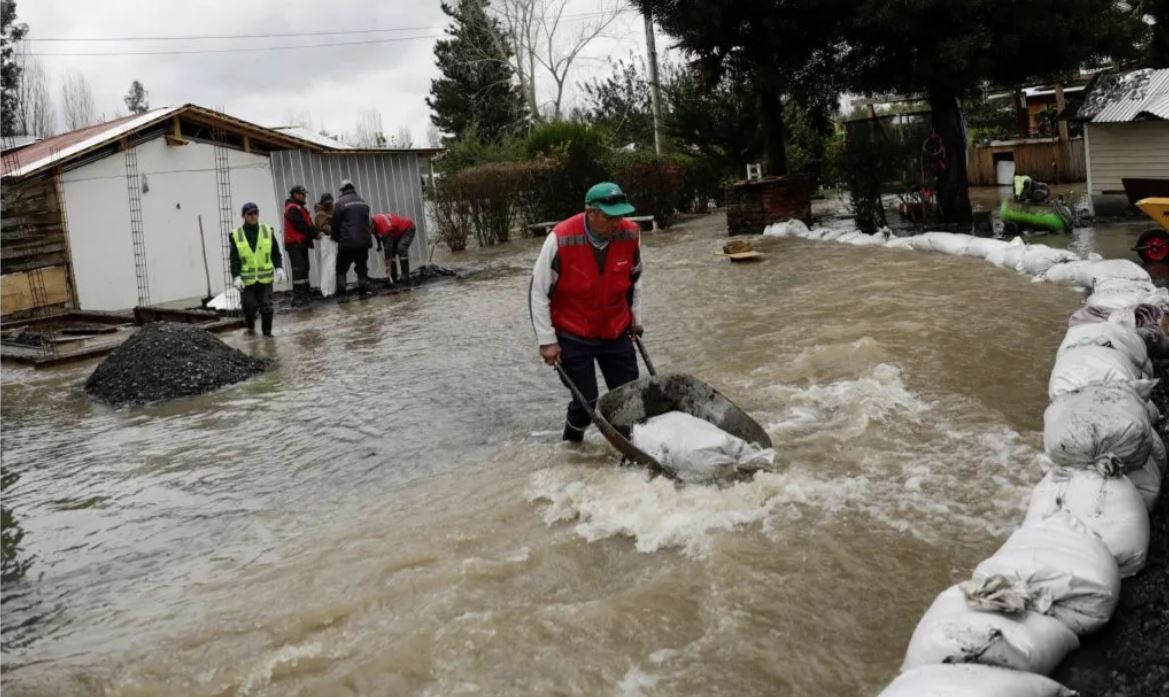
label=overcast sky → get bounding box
[18,0,672,145]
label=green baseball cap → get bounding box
[584,182,636,217]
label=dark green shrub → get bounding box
[608,151,685,228]
[524,122,609,222]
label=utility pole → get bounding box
[644,11,664,155]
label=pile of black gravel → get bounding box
[1055,359,1169,696]
[85,322,270,406]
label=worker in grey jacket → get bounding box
[331,179,372,297]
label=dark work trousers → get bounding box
[557,332,639,435]
[286,245,312,298]
[335,247,370,293]
[386,227,416,284]
[241,282,273,329]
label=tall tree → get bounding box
[842,0,1141,223]
[580,56,656,148]
[634,0,846,175]
[15,49,53,137]
[1,0,27,137]
[428,0,527,143]
[1135,0,1169,67]
[123,80,149,114]
[59,70,96,131]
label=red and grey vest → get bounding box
[283,201,312,245]
[372,213,415,240]
[549,212,640,341]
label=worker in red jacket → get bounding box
[282,184,317,305]
[528,182,643,443]
[371,212,417,287]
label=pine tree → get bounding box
[427,0,526,143]
[124,80,149,114]
[1,0,28,137]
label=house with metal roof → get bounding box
[1078,68,1169,213]
[1,105,440,320]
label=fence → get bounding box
[968,138,1086,186]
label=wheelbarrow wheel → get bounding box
[1135,228,1169,264]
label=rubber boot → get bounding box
[562,422,585,443]
[389,258,400,286]
[335,274,348,298]
[261,313,273,338]
[357,273,369,298]
[400,258,411,287]
[245,314,256,336]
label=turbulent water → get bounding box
[1,214,1087,696]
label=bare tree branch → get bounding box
[15,41,54,137]
[59,70,96,131]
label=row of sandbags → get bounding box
[765,225,1169,695]
[763,222,1169,311]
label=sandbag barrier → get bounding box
[763,223,1168,696]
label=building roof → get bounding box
[1,135,41,152]
[1078,68,1169,123]
[1,105,333,180]
[271,126,353,150]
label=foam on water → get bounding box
[528,363,1041,555]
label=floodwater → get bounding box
[2,213,1089,696]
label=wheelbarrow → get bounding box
[1132,197,1169,264]
[553,334,772,482]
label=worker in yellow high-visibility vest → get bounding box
[229,202,285,337]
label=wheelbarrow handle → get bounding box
[553,362,679,482]
[631,331,657,377]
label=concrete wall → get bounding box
[60,137,279,311]
[1086,121,1169,213]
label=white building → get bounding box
[1079,69,1169,213]
[1,105,439,320]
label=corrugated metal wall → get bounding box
[269,150,430,268]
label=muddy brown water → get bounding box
[1,211,1114,696]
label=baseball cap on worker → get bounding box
[585,182,635,217]
[241,202,259,215]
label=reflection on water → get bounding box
[1,214,1085,696]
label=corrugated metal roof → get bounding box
[1080,68,1169,123]
[1,108,181,178]
[271,126,353,150]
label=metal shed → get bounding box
[269,149,438,270]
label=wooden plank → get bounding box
[0,266,70,316]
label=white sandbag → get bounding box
[1024,468,1150,577]
[820,227,848,241]
[842,231,888,247]
[631,411,774,483]
[763,219,810,238]
[1127,454,1164,511]
[1047,344,1148,399]
[963,237,1012,259]
[1044,382,1158,472]
[908,234,939,251]
[971,512,1121,635]
[1036,259,1096,285]
[318,237,338,297]
[902,585,1078,674]
[1086,278,1169,312]
[988,237,1027,269]
[1085,259,1152,287]
[879,664,1075,697]
[1015,245,1080,277]
[927,232,974,256]
[206,288,241,311]
[885,235,914,250]
[1057,321,1150,377]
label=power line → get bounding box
[23,10,625,43]
[26,34,444,57]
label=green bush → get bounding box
[428,179,473,252]
[608,151,685,228]
[524,122,609,222]
[677,154,736,212]
[435,161,555,248]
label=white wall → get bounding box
[1086,121,1169,197]
[61,137,280,311]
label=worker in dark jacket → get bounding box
[331,179,372,297]
[371,212,416,287]
[230,202,285,337]
[283,184,317,305]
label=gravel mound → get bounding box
[85,322,270,406]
